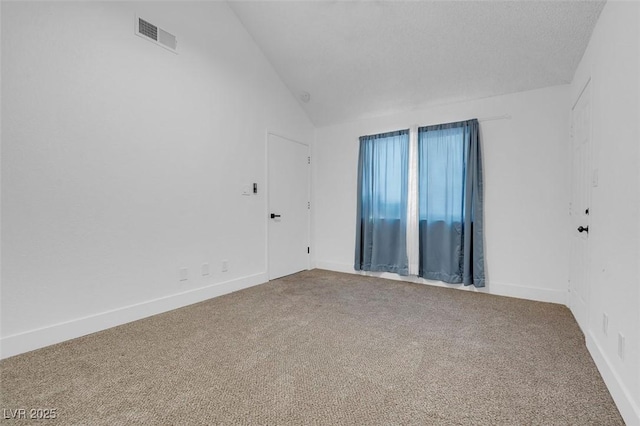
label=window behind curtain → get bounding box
[355,130,409,275]
[418,125,466,225]
[417,119,484,286]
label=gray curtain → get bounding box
[355,130,409,276]
[418,119,484,287]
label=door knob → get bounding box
[577,225,589,233]
[270,213,281,219]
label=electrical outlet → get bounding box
[617,333,625,360]
[221,260,229,272]
[202,263,210,276]
[602,313,608,335]
[179,267,188,282]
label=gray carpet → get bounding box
[0,269,623,425]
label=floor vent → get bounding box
[135,16,177,54]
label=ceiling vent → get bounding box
[135,16,177,54]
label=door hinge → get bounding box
[308,201,310,209]
[308,156,310,164]
[307,247,310,254]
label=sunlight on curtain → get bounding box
[407,126,420,276]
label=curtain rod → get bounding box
[478,114,512,122]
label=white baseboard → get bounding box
[315,261,566,305]
[586,331,640,426]
[314,261,357,275]
[488,281,566,305]
[0,272,268,360]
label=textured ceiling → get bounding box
[229,1,606,127]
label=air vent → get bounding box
[135,15,177,54]
[138,18,157,41]
[158,29,177,51]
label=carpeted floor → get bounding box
[0,269,623,425]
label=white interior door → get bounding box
[569,81,592,332]
[267,133,310,280]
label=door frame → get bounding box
[265,130,311,280]
[568,77,593,332]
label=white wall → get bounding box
[313,85,571,304]
[0,2,314,357]
[571,1,640,424]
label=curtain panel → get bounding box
[355,130,410,276]
[418,119,485,287]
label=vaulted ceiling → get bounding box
[229,1,605,127]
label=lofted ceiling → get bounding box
[229,1,606,127]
